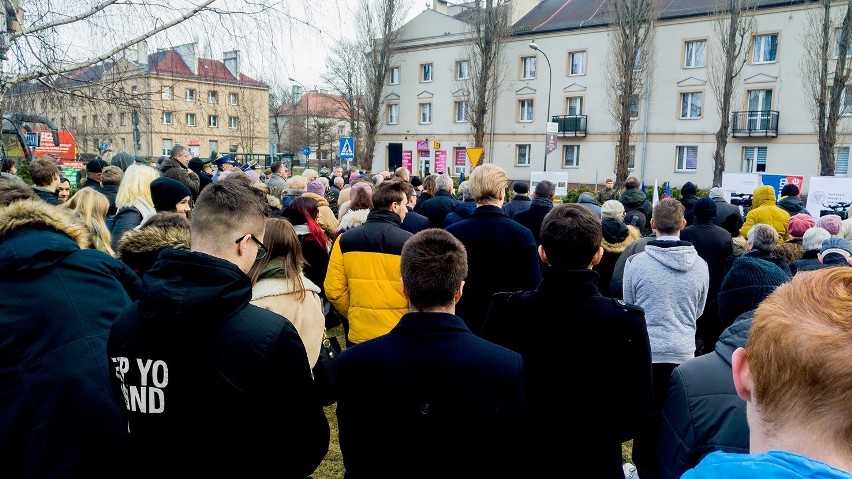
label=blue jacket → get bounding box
[682,450,852,479]
[401,206,430,234]
[443,199,477,227]
[337,311,528,478]
[502,195,532,217]
[0,199,140,479]
[418,189,459,228]
[446,205,541,334]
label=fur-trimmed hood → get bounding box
[601,220,641,253]
[0,199,93,273]
[337,208,370,233]
[116,225,191,275]
[251,273,321,301]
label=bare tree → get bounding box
[802,0,852,176]
[709,0,755,186]
[358,0,408,171]
[605,0,659,187]
[324,38,365,166]
[458,0,511,164]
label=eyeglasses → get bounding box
[235,234,268,261]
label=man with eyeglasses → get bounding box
[160,144,200,200]
[107,175,330,478]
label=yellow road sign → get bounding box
[466,147,484,167]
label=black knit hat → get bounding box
[410,176,423,187]
[718,257,789,328]
[150,177,191,212]
[110,151,135,171]
[86,159,108,173]
[681,181,697,196]
[187,157,204,173]
[781,183,799,197]
[693,196,717,219]
[512,181,529,194]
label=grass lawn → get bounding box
[310,324,635,478]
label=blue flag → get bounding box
[664,182,672,199]
[640,180,646,193]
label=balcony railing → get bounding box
[731,110,779,137]
[551,115,587,137]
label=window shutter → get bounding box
[686,146,698,169]
[837,147,850,176]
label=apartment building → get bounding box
[5,42,269,161]
[269,87,354,169]
[376,0,852,191]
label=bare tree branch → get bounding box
[14,0,121,39]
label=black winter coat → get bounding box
[712,198,744,237]
[446,205,540,334]
[484,268,652,478]
[656,310,753,479]
[107,249,330,478]
[0,199,140,479]
[512,197,553,245]
[418,189,460,228]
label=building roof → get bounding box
[511,0,808,34]
[272,91,352,120]
[149,52,266,86]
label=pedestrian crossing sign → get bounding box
[339,137,355,159]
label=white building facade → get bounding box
[375,0,852,193]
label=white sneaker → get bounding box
[623,463,640,479]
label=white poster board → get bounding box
[530,171,570,197]
[804,176,852,218]
[721,172,761,202]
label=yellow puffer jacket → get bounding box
[324,209,412,344]
[739,185,790,243]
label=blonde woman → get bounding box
[64,187,115,256]
[110,163,159,250]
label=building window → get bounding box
[634,48,643,71]
[162,111,173,125]
[455,100,469,123]
[209,140,218,155]
[82,115,87,128]
[569,50,586,75]
[119,112,126,126]
[629,95,640,119]
[684,40,707,68]
[161,86,172,100]
[567,96,583,116]
[836,146,849,176]
[106,114,113,127]
[456,60,470,80]
[563,145,580,168]
[421,63,433,82]
[71,116,77,128]
[229,116,239,129]
[676,145,699,172]
[419,103,432,124]
[519,99,534,122]
[840,86,852,116]
[92,115,98,126]
[387,104,399,124]
[186,88,196,102]
[628,145,636,170]
[388,66,400,85]
[186,113,196,127]
[516,144,531,166]
[208,91,218,104]
[521,56,536,79]
[752,33,778,63]
[742,146,767,173]
[120,137,126,149]
[680,92,703,119]
[229,93,238,105]
[208,115,218,127]
[131,85,138,94]
[834,28,852,58]
[162,138,173,156]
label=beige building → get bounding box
[376,0,851,193]
[6,42,269,162]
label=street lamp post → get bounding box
[529,40,552,172]
[288,77,309,168]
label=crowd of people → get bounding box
[0,150,851,479]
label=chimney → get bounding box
[173,42,198,75]
[136,40,148,65]
[432,0,448,15]
[223,51,240,80]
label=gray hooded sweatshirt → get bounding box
[623,238,709,364]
